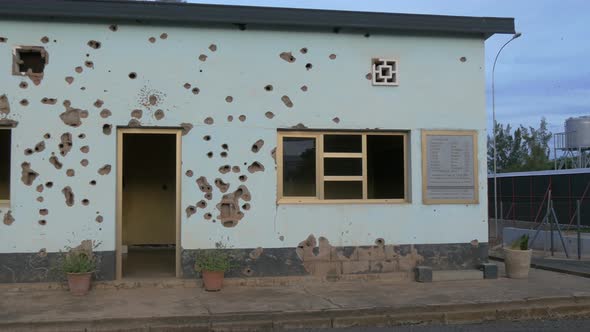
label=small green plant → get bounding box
[510,234,530,250]
[62,251,96,274]
[194,250,232,273]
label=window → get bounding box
[277,131,408,203]
[0,129,11,204]
[12,46,47,75]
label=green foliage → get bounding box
[61,251,96,274]
[488,118,553,173]
[510,234,530,250]
[194,250,232,272]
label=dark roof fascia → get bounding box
[0,0,515,39]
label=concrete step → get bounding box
[433,269,484,282]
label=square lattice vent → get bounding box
[371,58,398,86]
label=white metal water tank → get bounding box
[565,116,590,149]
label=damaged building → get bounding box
[0,0,515,282]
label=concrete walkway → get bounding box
[2,265,590,331]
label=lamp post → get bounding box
[492,32,522,245]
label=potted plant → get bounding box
[504,234,532,279]
[62,249,96,295]
[194,249,232,291]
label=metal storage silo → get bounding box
[565,116,590,150]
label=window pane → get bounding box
[0,130,10,200]
[324,181,362,199]
[324,135,361,152]
[324,158,362,176]
[367,135,405,199]
[282,137,316,197]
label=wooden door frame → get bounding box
[116,128,182,280]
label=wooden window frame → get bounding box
[277,130,409,204]
[0,127,11,207]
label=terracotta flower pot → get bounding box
[504,248,532,279]
[67,272,93,295]
[202,270,224,291]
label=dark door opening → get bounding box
[122,133,176,278]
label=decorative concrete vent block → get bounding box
[372,58,398,86]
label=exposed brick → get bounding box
[342,260,370,274]
[370,260,399,273]
[357,246,386,261]
[331,246,358,261]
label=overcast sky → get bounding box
[186,0,589,135]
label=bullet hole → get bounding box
[128,72,137,79]
[209,44,217,51]
[196,176,213,193]
[265,111,274,119]
[96,215,103,223]
[366,73,373,80]
[80,145,89,153]
[205,193,212,200]
[109,24,118,32]
[87,40,101,49]
[227,115,233,122]
[39,209,48,216]
[184,83,191,89]
[237,23,247,31]
[333,27,341,33]
[291,123,307,129]
[0,37,6,43]
[90,180,96,186]
[45,181,53,188]
[65,76,74,84]
[204,213,212,220]
[85,61,94,68]
[32,142,45,153]
[60,101,86,127]
[186,205,196,218]
[3,211,14,225]
[225,96,233,103]
[203,117,214,125]
[62,186,74,206]
[38,220,47,226]
[80,159,89,167]
[248,161,264,173]
[103,124,112,135]
[242,267,254,276]
[239,175,247,182]
[215,178,230,193]
[305,63,313,70]
[221,144,229,150]
[66,169,75,177]
[271,147,277,164]
[21,162,39,186]
[43,133,51,139]
[148,94,159,106]
[220,151,228,158]
[40,36,49,43]
[300,47,308,54]
[36,184,44,193]
[186,170,194,177]
[460,56,467,62]
[82,199,89,206]
[281,95,293,108]
[280,52,296,63]
[216,185,251,227]
[160,33,168,39]
[154,109,165,120]
[41,97,57,105]
[232,166,240,173]
[242,203,250,210]
[279,235,285,241]
[375,238,385,246]
[264,85,273,91]
[207,152,213,158]
[37,196,44,202]
[197,200,207,208]
[364,32,371,38]
[78,133,85,139]
[19,81,28,89]
[203,135,211,141]
[131,109,142,119]
[24,148,33,156]
[238,115,246,122]
[98,164,111,175]
[219,165,231,174]
[180,123,193,136]
[332,117,340,124]
[20,99,29,106]
[192,87,200,95]
[251,139,264,153]
[75,66,83,74]
[329,54,337,60]
[199,54,207,62]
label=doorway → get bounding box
[116,129,181,279]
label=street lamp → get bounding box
[492,32,522,245]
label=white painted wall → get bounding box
[0,20,487,253]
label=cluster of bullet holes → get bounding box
[87,40,101,49]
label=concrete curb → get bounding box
[3,296,590,331]
[490,254,590,279]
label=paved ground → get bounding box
[2,264,590,330]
